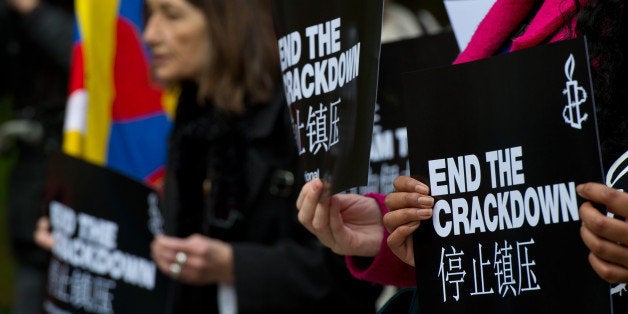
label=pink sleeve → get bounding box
[345,193,416,287]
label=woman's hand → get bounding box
[578,182,628,283]
[383,176,434,267]
[151,234,234,285]
[296,179,384,257]
[34,216,54,251]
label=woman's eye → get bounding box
[163,7,183,20]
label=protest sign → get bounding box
[349,32,459,195]
[608,150,628,313]
[272,0,383,193]
[43,153,168,314]
[403,38,610,313]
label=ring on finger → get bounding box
[175,251,187,265]
[169,263,181,278]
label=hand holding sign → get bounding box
[296,179,384,257]
[383,176,434,266]
[402,39,610,312]
[578,182,628,283]
[34,216,54,251]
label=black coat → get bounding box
[163,83,381,313]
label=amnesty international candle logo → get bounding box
[272,0,383,193]
[403,39,610,313]
[562,54,589,129]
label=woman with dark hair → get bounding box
[572,0,628,284]
[144,0,381,313]
[297,0,628,288]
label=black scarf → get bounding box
[168,83,248,238]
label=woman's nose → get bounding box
[143,16,160,46]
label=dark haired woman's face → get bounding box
[143,0,210,83]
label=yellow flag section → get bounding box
[63,0,174,188]
[64,0,115,164]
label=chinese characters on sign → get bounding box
[294,99,341,155]
[279,16,361,183]
[47,259,116,314]
[438,239,540,303]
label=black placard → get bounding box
[349,32,459,195]
[608,150,628,312]
[272,0,383,194]
[42,153,168,314]
[403,39,610,313]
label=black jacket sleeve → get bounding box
[233,240,382,314]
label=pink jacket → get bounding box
[455,0,584,64]
[345,0,584,287]
[345,193,416,287]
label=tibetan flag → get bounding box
[63,0,176,189]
